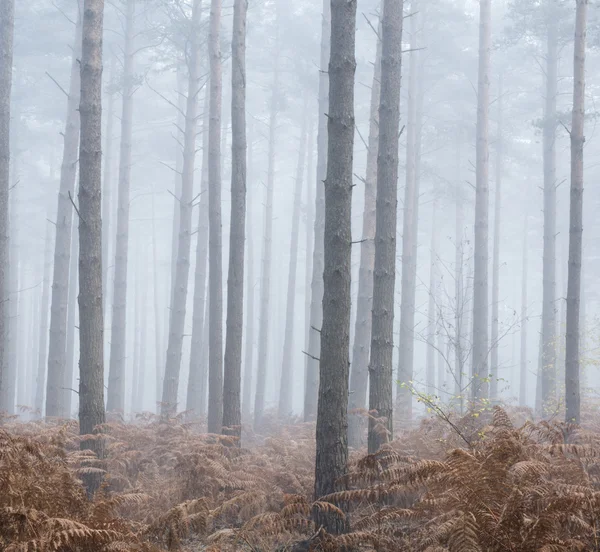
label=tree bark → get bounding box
[222,0,248,443]
[454,137,465,412]
[162,0,204,417]
[540,20,558,414]
[565,0,587,425]
[426,201,437,398]
[348,10,381,449]
[313,0,357,533]
[64,218,79,417]
[46,8,82,418]
[471,0,491,402]
[520,214,528,407]
[78,0,106,496]
[278,97,308,419]
[303,118,314,415]
[206,0,223,433]
[0,0,14,413]
[367,0,403,454]
[490,75,503,401]
[304,0,330,423]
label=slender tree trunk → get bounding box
[35,218,54,416]
[520,214,528,407]
[304,0,330,422]
[0,0,14,413]
[565,0,587,425]
[162,0,203,416]
[254,26,280,429]
[303,119,314,410]
[471,0,491,402]
[107,0,135,414]
[206,0,223,432]
[367,0,403,454]
[426,201,437,397]
[138,268,147,412]
[151,184,163,412]
[46,9,83,418]
[540,20,558,414]
[222,0,248,442]
[314,0,357,533]
[278,97,308,418]
[64,220,78,417]
[78,0,106,496]
[186,86,210,417]
[438,319,447,401]
[454,138,464,411]
[102,54,116,317]
[397,6,421,420]
[490,75,503,401]
[131,255,140,415]
[348,11,381,448]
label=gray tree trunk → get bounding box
[46,8,82,418]
[278,97,308,419]
[304,0,330,423]
[348,11,381,449]
[520,214,528,407]
[426,201,437,398]
[206,0,224,432]
[540,21,558,414]
[471,0,491,402]
[162,0,203,416]
[107,0,135,414]
[565,0,587,425]
[0,0,14,413]
[303,118,314,413]
[490,75,503,401]
[314,0,357,533]
[151,182,163,412]
[78,0,106,496]
[222,0,248,442]
[454,138,465,411]
[64,218,78,417]
[367,0,403,454]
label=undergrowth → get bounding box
[2,407,600,550]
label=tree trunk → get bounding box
[540,20,558,414]
[426,201,437,398]
[64,219,79,417]
[0,0,14,413]
[151,183,163,412]
[490,75,503,401]
[471,0,491,402]
[367,0,402,455]
[254,24,280,429]
[565,0,587,425]
[102,54,116,317]
[303,118,314,413]
[162,0,204,417]
[35,217,54,416]
[46,8,82,418]
[520,214,528,407]
[278,97,308,419]
[313,0,357,533]
[397,6,421,421]
[206,0,223,432]
[222,0,248,442]
[186,84,210,417]
[107,0,135,414]
[138,267,147,412]
[304,0,330,423]
[348,10,381,449]
[78,0,106,496]
[131,253,140,415]
[454,137,465,411]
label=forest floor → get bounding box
[2,404,600,551]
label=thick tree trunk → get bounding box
[254,29,280,429]
[490,76,503,401]
[46,9,82,418]
[222,0,248,442]
[313,0,357,533]
[131,256,140,415]
[304,0,330,423]
[151,183,163,412]
[426,201,437,398]
[540,21,558,414]
[397,6,421,421]
[471,0,491,402]
[206,0,223,433]
[303,119,314,411]
[137,270,147,412]
[186,86,210,417]
[348,12,381,449]
[35,218,54,415]
[565,0,587,425]
[278,98,308,419]
[78,0,106,496]
[162,0,203,417]
[64,220,79,417]
[107,0,135,414]
[0,0,14,413]
[520,214,528,407]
